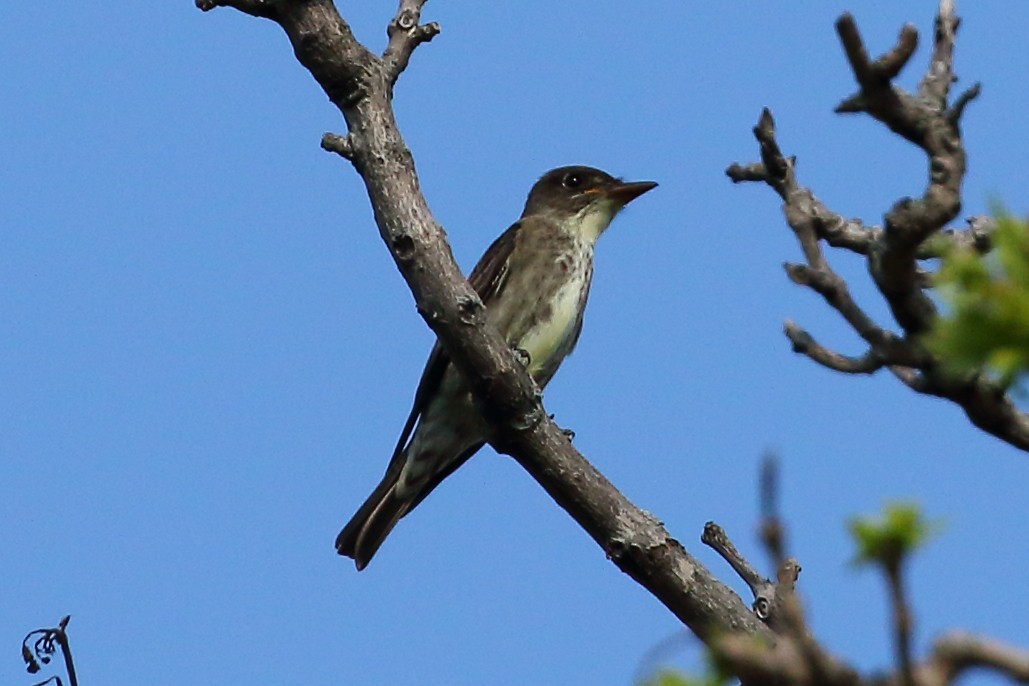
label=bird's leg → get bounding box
[512,347,532,368]
[548,414,575,441]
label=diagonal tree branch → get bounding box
[198,3,1029,685]
[198,0,771,643]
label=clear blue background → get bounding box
[3,2,1028,685]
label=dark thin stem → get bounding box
[759,453,787,567]
[886,562,915,686]
[55,616,77,686]
[22,616,77,686]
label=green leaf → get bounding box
[927,212,1029,389]
[638,652,732,686]
[639,670,693,686]
[638,669,731,686]
[848,502,937,568]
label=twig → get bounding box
[22,615,78,686]
[382,0,440,91]
[701,520,806,638]
[321,132,355,160]
[701,522,774,613]
[885,560,916,686]
[834,5,972,334]
[925,631,1029,685]
[918,0,958,107]
[759,454,787,567]
[784,322,885,374]
[727,3,1029,453]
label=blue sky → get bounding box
[3,2,1028,685]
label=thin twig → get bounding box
[22,616,78,686]
[382,0,440,90]
[321,132,355,160]
[759,454,787,567]
[926,631,1029,685]
[885,561,916,686]
[784,322,884,374]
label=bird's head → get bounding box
[521,165,657,243]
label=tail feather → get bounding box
[336,441,485,570]
[354,489,411,570]
[336,464,408,570]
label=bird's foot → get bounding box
[548,414,575,441]
[512,347,532,367]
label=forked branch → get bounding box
[728,2,1029,451]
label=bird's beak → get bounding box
[604,180,658,206]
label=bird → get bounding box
[336,165,657,570]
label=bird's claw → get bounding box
[512,347,532,367]
[548,413,576,441]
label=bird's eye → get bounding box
[562,173,583,189]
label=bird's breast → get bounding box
[507,246,593,382]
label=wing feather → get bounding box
[382,220,523,468]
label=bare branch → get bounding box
[701,520,808,639]
[835,15,919,84]
[199,0,773,645]
[923,215,993,256]
[759,454,787,567]
[321,132,355,160]
[834,5,973,335]
[919,0,959,106]
[727,109,909,362]
[728,4,1029,452]
[784,322,885,374]
[382,0,440,90]
[947,82,982,124]
[727,206,990,262]
[908,375,1029,449]
[725,161,768,183]
[702,523,774,611]
[22,615,78,686]
[884,560,916,686]
[713,630,861,686]
[200,4,1029,685]
[924,631,1029,685]
[782,263,906,356]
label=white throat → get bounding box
[567,201,619,245]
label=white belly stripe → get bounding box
[518,276,585,377]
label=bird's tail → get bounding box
[336,441,484,570]
[336,468,412,571]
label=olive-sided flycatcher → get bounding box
[336,166,657,569]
